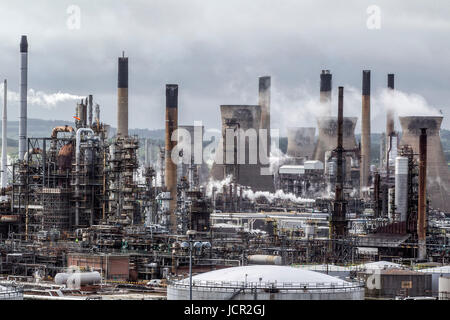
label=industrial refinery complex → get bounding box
[1,24,450,302]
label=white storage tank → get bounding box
[439,276,450,300]
[304,160,323,171]
[54,272,71,285]
[66,271,101,289]
[167,265,364,300]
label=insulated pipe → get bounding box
[418,128,427,260]
[75,128,95,226]
[360,70,371,191]
[23,148,42,161]
[117,53,128,137]
[51,125,75,139]
[1,79,7,188]
[19,35,28,161]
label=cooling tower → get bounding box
[211,105,274,192]
[399,116,450,212]
[313,117,358,163]
[286,127,316,160]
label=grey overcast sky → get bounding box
[0,0,449,135]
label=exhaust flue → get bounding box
[88,94,93,127]
[320,70,332,113]
[259,76,271,158]
[117,53,128,137]
[331,86,347,238]
[165,84,178,233]
[19,35,28,161]
[418,128,427,259]
[1,79,7,188]
[360,70,371,191]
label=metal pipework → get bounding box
[418,128,427,260]
[19,35,28,161]
[360,70,371,191]
[117,53,128,137]
[320,70,332,114]
[75,128,95,226]
[23,148,42,162]
[165,84,178,233]
[1,79,7,188]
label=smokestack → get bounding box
[88,95,93,127]
[418,128,427,260]
[117,52,128,137]
[1,79,7,188]
[320,70,332,114]
[331,86,347,238]
[361,70,371,191]
[94,104,100,124]
[165,84,178,233]
[386,74,395,164]
[259,76,271,157]
[19,35,28,161]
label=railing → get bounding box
[0,284,23,300]
[168,279,364,293]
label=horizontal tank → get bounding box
[66,272,101,289]
[247,255,282,265]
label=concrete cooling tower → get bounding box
[313,116,358,163]
[287,127,316,160]
[211,105,274,192]
[399,116,450,212]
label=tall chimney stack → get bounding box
[88,94,93,127]
[165,84,178,233]
[361,70,371,192]
[320,70,332,114]
[117,52,128,137]
[418,128,427,260]
[259,76,271,157]
[331,86,347,238]
[1,79,7,188]
[19,35,28,161]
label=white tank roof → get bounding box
[360,261,402,270]
[178,265,353,288]
[418,266,450,274]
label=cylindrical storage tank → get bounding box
[247,255,282,265]
[167,265,364,300]
[54,273,71,285]
[439,276,450,300]
[395,156,408,221]
[66,272,101,289]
